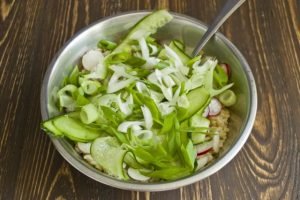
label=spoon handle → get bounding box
[192,0,246,56]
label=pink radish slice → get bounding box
[197,147,212,156]
[219,63,231,77]
[195,141,213,155]
[208,98,222,116]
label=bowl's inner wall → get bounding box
[46,13,250,180]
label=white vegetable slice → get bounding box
[97,94,118,107]
[164,45,189,75]
[127,167,150,181]
[196,155,209,170]
[76,142,92,154]
[136,82,148,93]
[141,106,153,130]
[134,130,153,140]
[110,65,136,79]
[195,141,213,154]
[107,73,136,93]
[162,75,175,88]
[208,98,222,116]
[118,121,144,133]
[82,50,103,71]
[149,90,164,103]
[177,94,190,108]
[136,82,164,103]
[139,37,150,59]
[148,44,158,55]
[202,106,210,117]
[117,94,133,116]
[158,102,175,116]
[192,60,213,75]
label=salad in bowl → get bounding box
[41,10,239,182]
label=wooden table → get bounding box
[0,0,299,199]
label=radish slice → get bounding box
[76,142,92,154]
[128,167,150,181]
[195,141,213,155]
[202,106,210,117]
[197,147,212,156]
[196,156,209,170]
[219,63,230,76]
[208,98,222,116]
[213,134,220,153]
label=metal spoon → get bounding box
[192,0,246,56]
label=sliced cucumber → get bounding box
[113,10,173,53]
[179,87,210,122]
[169,40,191,64]
[41,120,63,136]
[124,152,144,169]
[158,40,191,64]
[172,40,185,50]
[53,115,101,142]
[91,137,128,180]
[190,115,210,144]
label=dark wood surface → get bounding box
[0,0,299,199]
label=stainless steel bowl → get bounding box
[41,11,257,191]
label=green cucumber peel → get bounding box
[113,10,173,53]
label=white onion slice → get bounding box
[141,106,153,130]
[82,50,103,71]
[118,121,144,133]
[117,94,133,116]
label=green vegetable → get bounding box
[57,84,78,111]
[52,115,102,142]
[41,120,63,136]
[68,65,80,86]
[190,114,210,144]
[178,87,210,122]
[80,104,99,124]
[113,10,173,53]
[219,89,237,106]
[158,40,191,64]
[91,137,128,179]
[213,64,228,87]
[169,40,191,64]
[124,56,146,67]
[181,140,196,169]
[204,62,234,96]
[105,52,131,64]
[141,166,191,180]
[97,39,117,50]
[81,80,101,95]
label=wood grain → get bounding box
[0,0,299,199]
